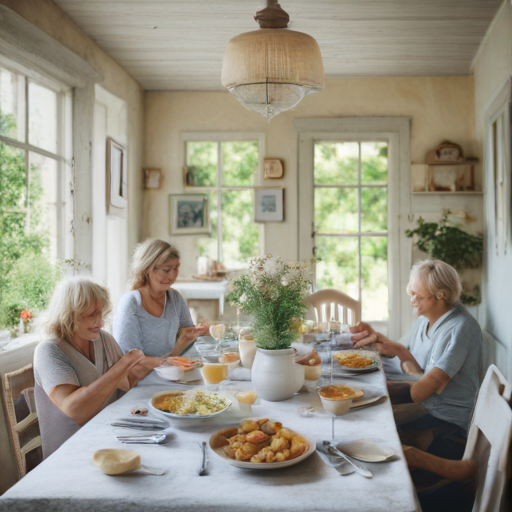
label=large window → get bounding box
[184,136,263,269]
[0,65,70,330]
[313,141,389,323]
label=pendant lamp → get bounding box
[221,0,325,121]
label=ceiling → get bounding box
[53,0,502,91]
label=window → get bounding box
[184,136,264,268]
[0,64,71,330]
[313,141,389,323]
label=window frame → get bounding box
[0,62,72,261]
[181,132,266,265]
[313,139,389,322]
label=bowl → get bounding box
[154,366,202,382]
[317,384,364,416]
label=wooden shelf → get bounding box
[411,191,483,195]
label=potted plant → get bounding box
[406,209,483,305]
[229,255,312,401]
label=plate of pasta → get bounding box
[334,350,380,373]
[149,390,232,419]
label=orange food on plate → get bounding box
[165,357,202,371]
[335,352,373,369]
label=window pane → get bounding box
[361,142,387,184]
[315,236,359,300]
[185,142,217,187]
[221,141,258,187]
[29,152,57,259]
[314,142,358,185]
[0,68,25,141]
[361,237,388,321]
[361,187,387,232]
[196,191,218,261]
[221,190,259,268]
[29,82,58,154]
[314,187,358,233]
[0,142,27,235]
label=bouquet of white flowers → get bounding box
[228,255,312,350]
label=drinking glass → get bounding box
[317,385,356,440]
[200,354,228,392]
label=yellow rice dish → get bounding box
[152,390,230,416]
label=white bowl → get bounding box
[154,366,202,382]
[317,384,364,416]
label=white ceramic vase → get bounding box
[251,348,305,402]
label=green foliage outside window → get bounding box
[0,111,58,329]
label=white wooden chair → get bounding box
[403,364,512,512]
[304,288,361,325]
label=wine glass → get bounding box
[317,384,362,440]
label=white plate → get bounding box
[210,426,316,470]
[149,390,232,419]
[336,439,394,463]
[334,350,380,372]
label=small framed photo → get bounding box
[106,137,127,215]
[254,188,284,222]
[144,168,162,189]
[169,194,210,235]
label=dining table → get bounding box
[0,346,421,512]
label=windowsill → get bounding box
[0,331,39,353]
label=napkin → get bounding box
[228,367,251,381]
[315,442,355,475]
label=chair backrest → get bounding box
[3,364,42,478]
[463,364,512,512]
[304,288,361,325]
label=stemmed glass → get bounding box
[329,325,352,383]
[317,384,362,439]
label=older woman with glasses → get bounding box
[113,239,209,358]
[350,260,481,452]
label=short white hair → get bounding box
[42,277,111,342]
[407,259,462,307]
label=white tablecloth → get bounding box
[0,368,420,512]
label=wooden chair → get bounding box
[3,364,42,478]
[403,364,512,512]
[304,288,361,325]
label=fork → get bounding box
[118,433,167,445]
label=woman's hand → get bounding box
[171,326,204,356]
[196,324,210,337]
[119,349,146,370]
[350,322,402,358]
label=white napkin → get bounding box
[228,367,251,381]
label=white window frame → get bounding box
[296,118,412,340]
[0,61,73,261]
[181,132,266,264]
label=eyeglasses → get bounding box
[153,264,180,273]
[407,292,433,303]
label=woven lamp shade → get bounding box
[222,29,325,120]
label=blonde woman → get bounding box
[350,259,482,437]
[34,277,162,458]
[113,239,208,357]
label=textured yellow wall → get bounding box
[144,76,477,275]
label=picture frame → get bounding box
[169,194,210,235]
[254,188,284,222]
[144,168,162,189]
[106,137,127,216]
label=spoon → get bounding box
[322,441,373,478]
[118,433,168,444]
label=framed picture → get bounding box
[106,138,127,216]
[169,194,210,235]
[254,188,284,222]
[144,168,162,189]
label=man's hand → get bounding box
[350,322,403,358]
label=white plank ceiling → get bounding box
[53,0,502,91]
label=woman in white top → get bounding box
[113,239,209,357]
[34,277,162,458]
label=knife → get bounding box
[198,441,209,476]
[323,441,373,478]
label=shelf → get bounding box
[411,191,483,195]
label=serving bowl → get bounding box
[149,390,232,419]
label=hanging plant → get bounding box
[405,209,483,270]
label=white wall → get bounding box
[473,0,512,381]
[93,86,129,314]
